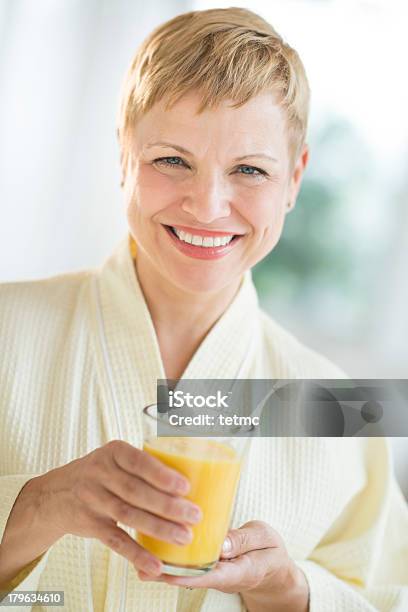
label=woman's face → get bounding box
[125,90,308,294]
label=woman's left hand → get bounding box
[137,520,309,612]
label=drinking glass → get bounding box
[137,404,248,576]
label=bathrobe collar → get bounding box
[94,235,260,441]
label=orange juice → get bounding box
[138,437,242,568]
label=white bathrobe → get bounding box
[1,235,407,611]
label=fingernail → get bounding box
[222,537,232,554]
[186,506,202,523]
[174,527,192,545]
[175,478,190,494]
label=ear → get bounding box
[286,144,309,212]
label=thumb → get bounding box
[221,520,283,559]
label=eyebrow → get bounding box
[145,141,278,163]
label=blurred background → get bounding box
[0,0,407,495]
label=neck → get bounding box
[134,250,242,378]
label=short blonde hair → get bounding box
[117,7,310,183]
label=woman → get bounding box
[0,7,407,612]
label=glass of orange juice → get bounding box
[137,404,248,576]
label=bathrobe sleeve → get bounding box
[0,476,52,597]
[296,437,408,612]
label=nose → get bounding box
[180,173,231,224]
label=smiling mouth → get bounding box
[164,225,242,247]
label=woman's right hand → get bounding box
[30,440,202,575]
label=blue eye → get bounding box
[237,165,265,176]
[154,156,186,167]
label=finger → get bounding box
[157,560,241,590]
[221,520,283,559]
[108,440,190,495]
[105,470,202,526]
[93,518,163,576]
[161,549,281,592]
[137,570,165,582]
[93,485,193,545]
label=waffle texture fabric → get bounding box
[1,236,407,611]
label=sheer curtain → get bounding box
[0,0,188,280]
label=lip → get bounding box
[162,224,244,260]
[170,224,243,238]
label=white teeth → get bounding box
[183,232,193,244]
[172,227,234,247]
[192,235,203,246]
